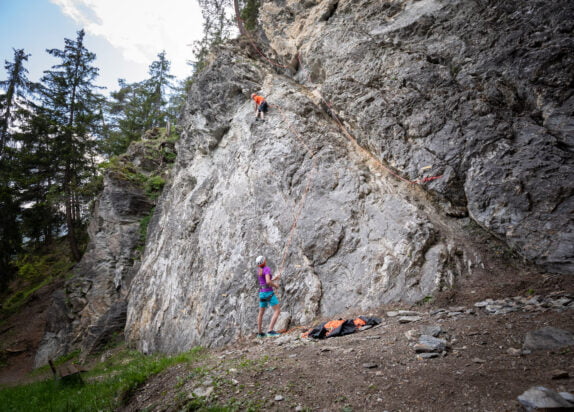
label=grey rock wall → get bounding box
[125,0,573,354]
[259,0,574,273]
[37,0,573,361]
[125,45,478,354]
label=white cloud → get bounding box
[50,0,205,79]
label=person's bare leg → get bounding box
[257,307,266,334]
[268,304,281,331]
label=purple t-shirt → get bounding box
[258,266,273,292]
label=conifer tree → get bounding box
[239,0,260,32]
[193,0,233,71]
[0,48,32,159]
[103,53,176,156]
[15,106,63,246]
[146,51,175,129]
[0,48,33,287]
[39,29,102,261]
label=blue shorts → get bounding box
[259,291,279,308]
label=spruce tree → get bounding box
[239,0,260,32]
[103,53,175,156]
[0,48,32,159]
[193,0,233,71]
[15,107,63,246]
[0,48,33,287]
[146,51,175,129]
[39,29,102,261]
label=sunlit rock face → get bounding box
[258,0,573,274]
[126,0,573,354]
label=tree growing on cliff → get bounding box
[192,0,233,72]
[192,0,261,71]
[37,29,103,261]
[103,52,176,156]
[239,0,260,32]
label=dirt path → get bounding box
[122,273,574,412]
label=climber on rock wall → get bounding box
[251,93,268,121]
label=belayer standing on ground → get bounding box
[255,255,281,337]
[251,93,268,121]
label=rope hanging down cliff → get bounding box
[234,3,443,277]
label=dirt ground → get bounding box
[1,263,574,411]
[0,279,63,386]
[120,270,574,412]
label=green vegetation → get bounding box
[0,347,205,412]
[99,127,176,194]
[1,37,185,291]
[31,350,82,377]
[240,0,261,32]
[416,295,434,306]
[1,240,75,316]
[138,207,155,253]
[145,176,166,199]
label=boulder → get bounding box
[523,327,574,351]
[517,386,574,411]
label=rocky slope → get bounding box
[124,0,573,354]
[34,131,176,367]
[121,287,574,412]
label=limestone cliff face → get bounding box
[259,0,574,274]
[125,45,468,353]
[125,0,573,354]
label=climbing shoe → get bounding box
[256,333,266,338]
[266,330,280,337]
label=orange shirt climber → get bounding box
[251,93,268,121]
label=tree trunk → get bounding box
[64,161,81,261]
[234,0,246,35]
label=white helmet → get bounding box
[255,256,265,266]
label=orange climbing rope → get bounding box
[271,103,318,278]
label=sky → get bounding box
[0,0,205,93]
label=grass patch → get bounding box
[137,207,155,253]
[99,157,147,187]
[31,350,82,377]
[0,347,205,411]
[416,295,434,306]
[1,276,53,314]
[144,176,165,199]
